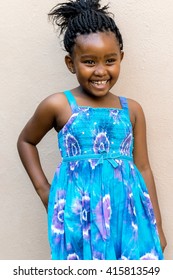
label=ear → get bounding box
[120,51,124,62]
[65,55,76,74]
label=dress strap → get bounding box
[119,96,128,110]
[119,96,130,118]
[63,90,78,113]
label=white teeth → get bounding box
[92,80,108,85]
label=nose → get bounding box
[94,63,107,76]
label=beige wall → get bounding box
[0,0,172,259]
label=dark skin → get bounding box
[17,31,167,252]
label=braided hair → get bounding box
[48,0,123,55]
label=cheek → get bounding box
[76,66,93,77]
[111,65,121,75]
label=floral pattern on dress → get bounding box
[110,109,121,124]
[48,91,163,260]
[51,190,66,241]
[95,194,111,240]
[81,194,90,240]
[120,131,133,156]
[65,133,81,170]
[89,131,110,169]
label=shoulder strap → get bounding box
[119,96,128,109]
[63,90,78,113]
[119,96,130,118]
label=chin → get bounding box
[85,89,110,98]
[83,85,112,98]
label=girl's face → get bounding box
[65,31,124,98]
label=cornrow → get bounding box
[48,0,123,55]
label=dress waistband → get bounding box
[62,152,133,168]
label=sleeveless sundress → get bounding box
[48,90,163,260]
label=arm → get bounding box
[17,97,57,211]
[130,100,167,252]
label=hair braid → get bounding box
[48,0,123,54]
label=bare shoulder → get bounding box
[126,98,145,126]
[127,98,144,113]
[29,91,68,125]
[34,91,73,132]
[33,92,70,120]
[39,92,67,110]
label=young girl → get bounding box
[17,0,166,260]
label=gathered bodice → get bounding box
[57,90,134,163]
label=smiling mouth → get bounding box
[91,80,109,85]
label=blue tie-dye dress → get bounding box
[48,90,163,260]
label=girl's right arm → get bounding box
[17,96,58,211]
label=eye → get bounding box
[83,60,95,66]
[106,58,116,65]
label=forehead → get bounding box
[73,31,120,55]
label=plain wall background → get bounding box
[0,0,172,259]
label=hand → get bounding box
[157,226,167,252]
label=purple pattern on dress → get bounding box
[89,132,110,169]
[67,253,80,260]
[95,194,111,240]
[93,132,110,153]
[62,113,79,134]
[120,132,133,156]
[52,190,66,238]
[93,251,104,260]
[110,109,120,123]
[143,192,156,225]
[48,92,163,260]
[65,133,81,170]
[82,194,90,239]
[140,251,158,260]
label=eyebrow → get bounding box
[81,53,118,59]
[105,53,118,57]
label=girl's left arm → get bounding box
[130,100,167,252]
